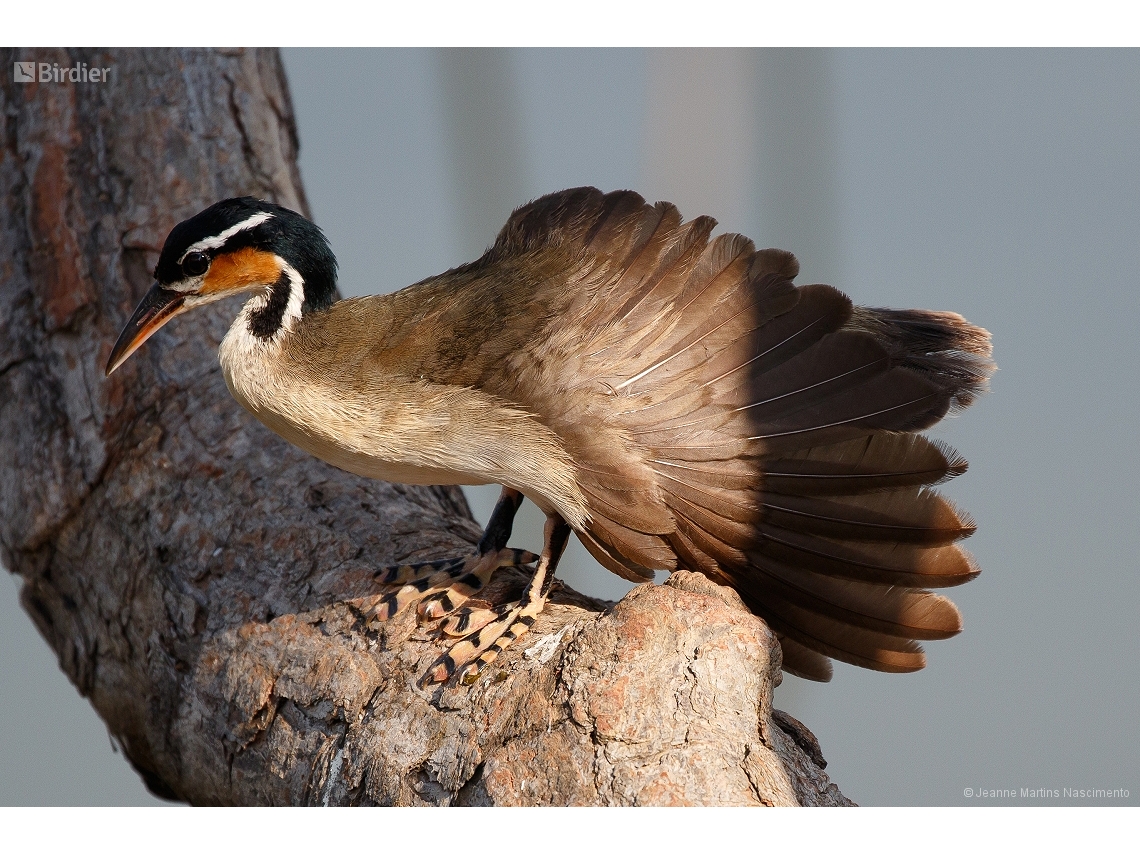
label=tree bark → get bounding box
[0,47,852,806]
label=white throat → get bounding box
[217,262,304,395]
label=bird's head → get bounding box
[106,197,337,376]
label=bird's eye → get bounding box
[181,251,210,278]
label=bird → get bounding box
[106,187,994,687]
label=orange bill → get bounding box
[105,284,187,376]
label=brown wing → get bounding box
[457,188,994,679]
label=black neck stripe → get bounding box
[247,271,293,340]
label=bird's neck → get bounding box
[235,265,313,345]
[217,276,307,409]
[234,246,338,344]
[216,296,590,529]
[245,270,299,340]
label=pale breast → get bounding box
[218,308,590,528]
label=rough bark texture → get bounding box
[0,47,852,806]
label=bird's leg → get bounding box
[371,487,536,621]
[421,513,571,687]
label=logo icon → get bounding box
[14,62,35,83]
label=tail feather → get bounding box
[779,636,835,681]
[758,490,975,545]
[762,434,969,496]
[749,595,930,674]
[750,527,980,588]
[742,558,964,640]
[849,306,994,411]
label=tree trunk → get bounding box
[0,47,852,806]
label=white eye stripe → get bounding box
[178,211,275,262]
[166,277,203,293]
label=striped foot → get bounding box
[418,595,547,687]
[439,602,514,638]
[370,547,537,623]
[419,513,571,688]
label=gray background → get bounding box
[2,48,1137,806]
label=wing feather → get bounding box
[442,188,993,680]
